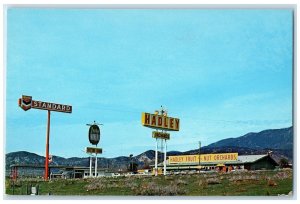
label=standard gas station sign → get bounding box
[18,95,72,180]
[18,95,72,113]
[141,112,180,131]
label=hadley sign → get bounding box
[168,153,238,164]
[141,112,180,131]
[18,95,72,113]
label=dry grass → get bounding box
[6,169,293,196]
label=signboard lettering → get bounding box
[152,131,170,140]
[86,147,102,154]
[18,95,72,113]
[141,112,180,131]
[32,100,72,113]
[169,153,238,164]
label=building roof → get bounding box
[235,155,267,163]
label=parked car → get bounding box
[112,173,121,177]
[125,172,135,177]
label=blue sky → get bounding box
[6,8,293,158]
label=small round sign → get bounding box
[88,124,100,145]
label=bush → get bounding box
[85,180,106,191]
[267,179,277,187]
[174,179,188,186]
[206,178,221,185]
[198,179,208,189]
[135,182,186,196]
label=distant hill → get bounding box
[5,126,293,172]
[207,126,293,150]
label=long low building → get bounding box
[154,153,279,173]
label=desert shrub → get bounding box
[267,179,277,187]
[173,179,188,186]
[85,181,106,191]
[273,171,290,180]
[164,176,174,181]
[85,177,122,191]
[198,179,208,188]
[135,182,186,196]
[229,175,243,182]
[206,178,221,185]
[242,175,259,181]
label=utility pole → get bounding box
[155,138,158,176]
[199,141,201,173]
[164,139,167,176]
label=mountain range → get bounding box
[5,126,293,172]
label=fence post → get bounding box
[12,181,15,195]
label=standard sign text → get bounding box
[32,100,72,113]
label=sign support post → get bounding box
[45,110,51,180]
[18,95,72,181]
[89,155,92,177]
[95,153,98,177]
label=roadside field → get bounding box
[5,169,293,196]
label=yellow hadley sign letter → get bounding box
[141,112,180,131]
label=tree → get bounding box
[279,158,289,168]
[128,154,138,173]
[143,158,151,169]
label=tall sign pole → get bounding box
[95,152,98,177]
[141,106,179,176]
[86,121,103,178]
[155,138,158,176]
[89,155,92,177]
[18,95,72,181]
[45,110,51,180]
